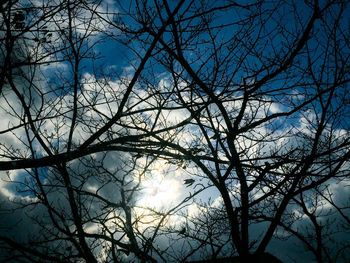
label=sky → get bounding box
[1,0,350,262]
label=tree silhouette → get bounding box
[1,0,350,262]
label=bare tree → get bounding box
[104,0,350,261]
[1,0,350,262]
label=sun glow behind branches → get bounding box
[137,160,183,210]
